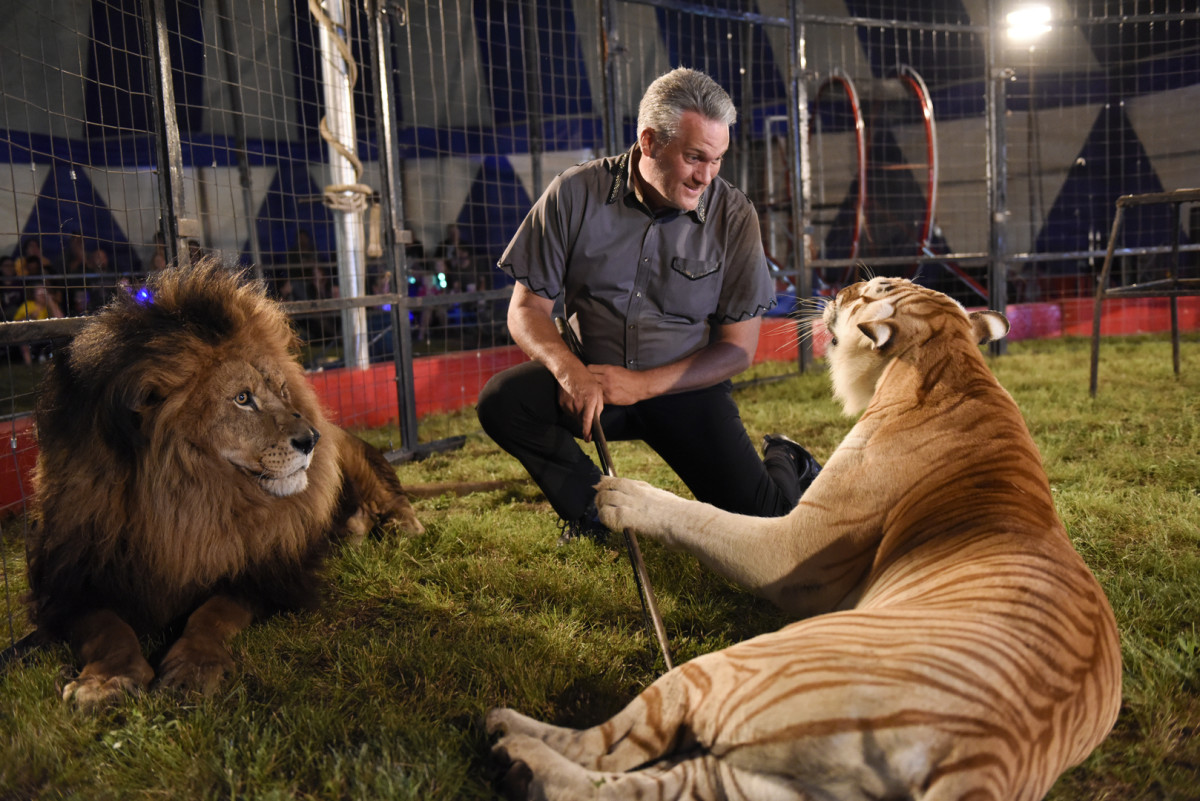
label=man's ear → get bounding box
[639,128,656,158]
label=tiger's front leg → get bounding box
[595,474,876,617]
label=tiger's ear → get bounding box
[969,310,1010,344]
[857,300,895,349]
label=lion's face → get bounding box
[194,358,322,498]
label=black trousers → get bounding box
[476,360,801,523]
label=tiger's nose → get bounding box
[291,427,320,455]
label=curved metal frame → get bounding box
[812,69,867,262]
[897,64,938,253]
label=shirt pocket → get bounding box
[662,257,722,323]
[670,256,721,280]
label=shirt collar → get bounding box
[607,145,707,223]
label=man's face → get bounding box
[637,110,729,212]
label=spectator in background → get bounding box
[367,268,395,362]
[287,229,318,286]
[145,231,167,273]
[68,287,94,317]
[86,246,111,283]
[286,230,339,344]
[186,238,205,265]
[413,268,445,343]
[14,236,42,277]
[13,283,64,365]
[404,235,427,265]
[0,256,22,320]
[62,233,87,275]
[437,223,476,290]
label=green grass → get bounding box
[1,334,1198,799]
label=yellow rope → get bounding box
[308,0,381,259]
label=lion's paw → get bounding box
[63,673,144,711]
[595,476,680,541]
[157,637,235,695]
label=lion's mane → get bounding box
[28,260,363,640]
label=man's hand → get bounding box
[557,361,605,442]
[588,364,648,407]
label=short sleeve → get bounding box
[714,193,776,322]
[497,172,571,301]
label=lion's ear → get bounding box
[102,373,167,452]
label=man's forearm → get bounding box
[635,339,754,397]
[592,336,755,406]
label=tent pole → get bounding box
[313,0,368,369]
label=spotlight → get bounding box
[1007,4,1051,42]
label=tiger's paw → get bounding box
[595,476,683,542]
[492,733,604,801]
[486,707,548,740]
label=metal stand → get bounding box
[1089,188,1200,397]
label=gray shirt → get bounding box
[499,146,776,371]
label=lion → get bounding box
[25,259,425,710]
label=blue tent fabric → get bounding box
[251,163,335,264]
[1036,103,1168,258]
[23,162,138,271]
[455,156,534,269]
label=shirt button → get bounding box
[635,291,641,297]
[628,324,635,329]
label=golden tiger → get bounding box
[487,277,1121,800]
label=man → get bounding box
[477,68,819,543]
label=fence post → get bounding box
[789,0,814,371]
[367,0,420,455]
[141,0,197,267]
[986,0,1010,356]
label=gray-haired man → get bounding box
[478,68,819,543]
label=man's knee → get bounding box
[476,372,511,437]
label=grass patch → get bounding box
[1,333,1198,799]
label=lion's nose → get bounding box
[291,427,320,455]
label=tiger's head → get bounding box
[822,277,1009,415]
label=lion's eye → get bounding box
[234,391,254,408]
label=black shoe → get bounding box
[556,506,612,547]
[762,433,821,493]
